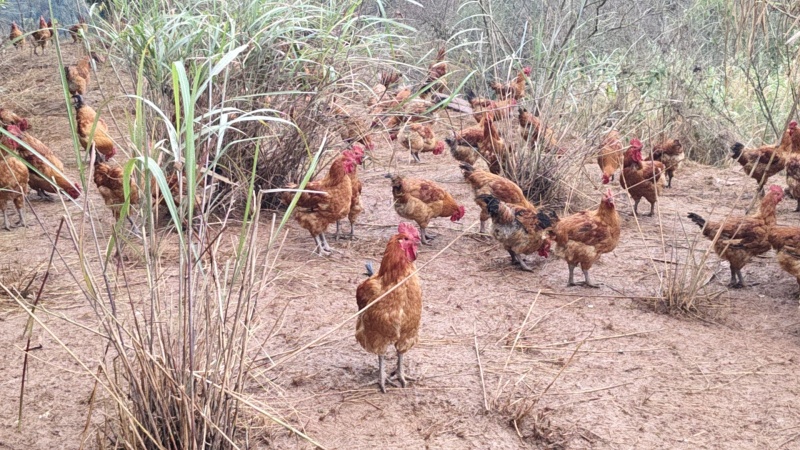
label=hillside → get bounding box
[2,41,800,449]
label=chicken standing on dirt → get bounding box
[4,125,81,201]
[279,149,358,256]
[337,145,365,240]
[687,185,784,288]
[0,134,29,230]
[73,94,117,159]
[356,222,422,393]
[9,22,24,50]
[0,108,30,131]
[396,122,445,163]
[768,225,800,295]
[93,152,140,234]
[390,174,465,245]
[31,16,52,55]
[479,194,553,271]
[597,130,623,184]
[490,67,531,101]
[65,53,102,96]
[460,162,533,234]
[551,189,621,287]
[69,17,88,44]
[730,121,796,193]
[620,138,665,216]
[650,138,684,188]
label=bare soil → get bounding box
[2,44,800,450]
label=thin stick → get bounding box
[494,290,539,404]
[473,325,489,412]
[17,217,64,428]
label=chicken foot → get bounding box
[388,352,416,388]
[313,235,332,256]
[795,198,800,212]
[728,267,745,289]
[375,355,401,393]
[509,250,534,272]
[411,152,422,163]
[1,209,10,231]
[16,207,26,228]
[567,264,600,288]
[35,189,55,202]
[419,226,436,245]
[334,220,357,240]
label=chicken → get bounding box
[329,98,375,151]
[466,90,516,123]
[65,53,102,96]
[783,124,800,211]
[9,22,24,50]
[355,222,422,393]
[688,185,784,288]
[0,108,30,131]
[551,189,621,287]
[730,121,796,192]
[444,118,485,165]
[279,149,358,256]
[477,114,506,174]
[597,130,623,184]
[367,71,402,109]
[768,225,800,294]
[396,122,444,163]
[619,138,665,216]
[460,162,532,234]
[382,98,435,138]
[389,174,465,245]
[151,167,203,229]
[69,17,88,44]
[336,145,365,240]
[490,67,531,100]
[650,139,684,188]
[370,87,413,127]
[93,153,140,232]
[478,194,553,271]
[31,16,52,55]
[0,134,29,230]
[419,47,447,97]
[72,94,117,159]
[4,125,81,200]
[518,107,562,153]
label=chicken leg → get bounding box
[509,250,533,272]
[320,233,334,253]
[17,207,27,228]
[2,209,10,231]
[36,189,55,202]
[334,220,342,240]
[582,269,600,288]
[411,152,422,163]
[728,266,745,289]
[313,235,331,256]
[348,221,356,240]
[479,219,487,234]
[632,198,640,216]
[419,226,435,245]
[648,201,656,217]
[795,198,800,212]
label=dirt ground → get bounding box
[3,43,800,450]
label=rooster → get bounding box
[688,185,783,288]
[4,125,81,201]
[0,134,29,230]
[389,174,465,245]
[396,122,444,163]
[31,16,52,55]
[768,225,800,295]
[65,53,103,96]
[0,108,30,131]
[93,151,140,233]
[650,139,684,188]
[551,189,621,287]
[597,130,623,184]
[620,138,665,216]
[730,121,796,193]
[72,94,117,159]
[9,22,24,50]
[69,17,88,44]
[490,67,531,100]
[356,222,422,393]
[460,162,532,234]
[479,194,553,271]
[279,149,358,256]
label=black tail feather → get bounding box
[459,162,475,175]
[364,261,375,277]
[687,212,706,229]
[536,210,553,229]
[477,194,499,217]
[730,143,744,159]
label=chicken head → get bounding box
[450,205,465,222]
[397,222,421,261]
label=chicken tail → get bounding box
[464,88,478,104]
[478,193,514,224]
[458,162,475,177]
[536,210,554,230]
[730,143,744,160]
[687,212,706,229]
[364,261,375,277]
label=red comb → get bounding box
[398,222,420,240]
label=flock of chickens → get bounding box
[5,20,800,392]
[2,17,187,236]
[277,48,800,391]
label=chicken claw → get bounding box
[313,235,332,256]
